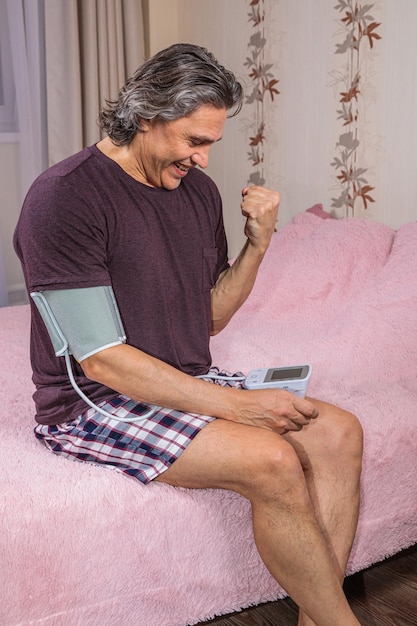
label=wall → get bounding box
[271,0,417,229]
[2,0,417,302]
[148,0,417,258]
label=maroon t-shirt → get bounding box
[14,145,230,425]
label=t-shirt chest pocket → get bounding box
[202,247,219,292]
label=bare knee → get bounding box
[283,401,363,482]
[311,403,364,475]
[332,408,363,465]
[242,435,308,503]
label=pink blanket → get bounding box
[1,210,416,626]
[211,209,417,565]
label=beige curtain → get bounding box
[44,0,145,165]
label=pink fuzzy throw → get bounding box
[1,210,416,626]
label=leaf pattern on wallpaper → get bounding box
[331,0,381,216]
[245,0,279,186]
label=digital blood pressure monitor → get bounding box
[244,365,311,397]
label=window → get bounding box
[0,0,18,136]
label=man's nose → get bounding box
[191,145,211,169]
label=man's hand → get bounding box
[232,388,319,435]
[241,186,280,254]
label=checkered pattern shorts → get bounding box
[34,367,244,484]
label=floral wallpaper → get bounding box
[242,0,383,219]
[330,1,382,216]
[244,0,279,187]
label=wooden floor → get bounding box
[199,544,417,626]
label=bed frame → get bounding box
[1,208,416,626]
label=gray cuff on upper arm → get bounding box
[31,286,126,362]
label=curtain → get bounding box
[2,0,48,306]
[44,0,145,164]
[6,0,48,197]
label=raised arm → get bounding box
[210,186,280,335]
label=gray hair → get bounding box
[98,43,244,145]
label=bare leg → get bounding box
[284,400,363,626]
[156,402,363,626]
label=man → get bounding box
[14,44,363,626]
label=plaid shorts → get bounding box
[34,367,244,484]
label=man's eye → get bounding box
[189,138,205,147]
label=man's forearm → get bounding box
[82,343,239,418]
[210,238,267,335]
[81,343,318,434]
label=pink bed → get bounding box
[1,208,416,625]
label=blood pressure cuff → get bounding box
[31,286,126,362]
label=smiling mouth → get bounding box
[174,161,191,172]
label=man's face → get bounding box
[135,104,227,190]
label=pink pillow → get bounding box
[306,203,334,219]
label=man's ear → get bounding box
[138,118,152,132]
